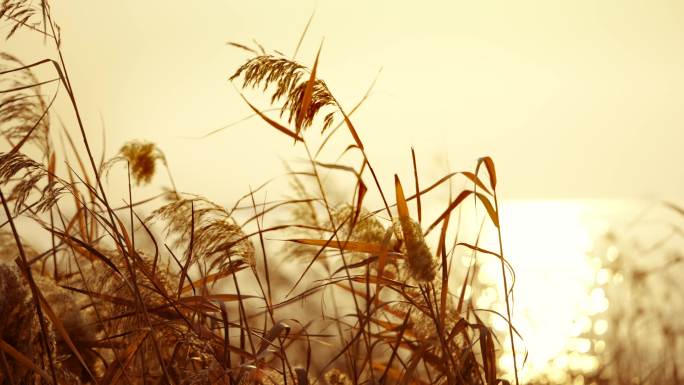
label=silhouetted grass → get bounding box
[0,2,519,385]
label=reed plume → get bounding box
[230,50,338,133]
[149,196,255,274]
[0,53,51,153]
[113,140,163,185]
[0,0,41,39]
[394,216,436,283]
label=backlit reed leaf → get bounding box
[294,42,322,138]
[475,156,497,191]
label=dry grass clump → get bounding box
[0,261,95,385]
[0,263,54,383]
[0,3,519,385]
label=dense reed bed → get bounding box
[0,2,517,385]
[5,2,680,385]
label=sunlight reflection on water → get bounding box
[482,199,641,383]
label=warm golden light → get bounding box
[3,2,683,384]
[484,200,617,382]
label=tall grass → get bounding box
[0,2,518,384]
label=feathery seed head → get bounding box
[149,196,255,273]
[118,140,164,185]
[231,52,338,133]
[394,217,436,282]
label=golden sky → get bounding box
[7,0,684,202]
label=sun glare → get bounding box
[490,200,605,382]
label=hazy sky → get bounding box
[7,0,684,202]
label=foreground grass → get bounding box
[0,2,516,385]
[10,2,682,385]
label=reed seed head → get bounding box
[394,217,436,282]
[118,140,163,185]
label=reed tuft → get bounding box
[230,52,337,133]
[116,141,163,185]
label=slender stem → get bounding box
[494,192,520,385]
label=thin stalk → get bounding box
[493,192,519,385]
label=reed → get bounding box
[0,2,518,384]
